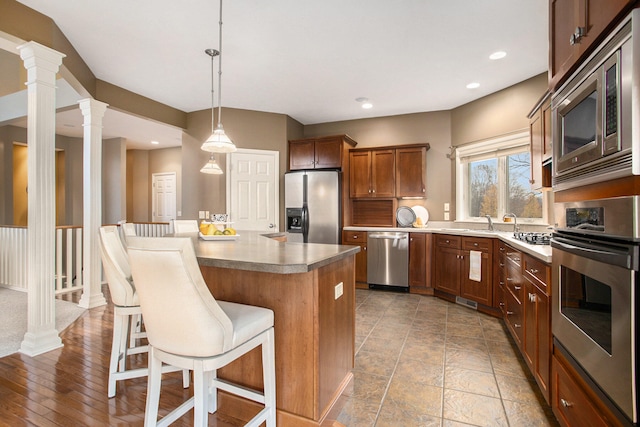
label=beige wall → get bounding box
[183,107,291,223]
[102,137,127,224]
[451,73,547,146]
[127,150,150,222]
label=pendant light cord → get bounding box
[217,0,224,128]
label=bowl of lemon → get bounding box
[199,221,238,240]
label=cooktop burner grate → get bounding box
[513,232,552,245]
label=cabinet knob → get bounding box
[569,26,586,45]
[445,240,450,243]
[473,242,478,246]
[353,235,358,239]
[529,293,537,303]
[499,302,505,307]
[422,188,426,193]
[364,246,366,251]
[499,263,504,267]
[560,398,573,408]
[499,281,504,286]
[499,247,505,252]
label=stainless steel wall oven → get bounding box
[552,196,640,424]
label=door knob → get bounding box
[268,223,275,228]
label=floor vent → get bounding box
[455,296,478,310]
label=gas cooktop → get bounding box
[513,232,552,245]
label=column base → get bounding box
[78,292,107,309]
[19,329,63,357]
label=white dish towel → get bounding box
[469,250,482,282]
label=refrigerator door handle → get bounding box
[301,203,309,243]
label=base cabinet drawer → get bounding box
[552,352,623,427]
[504,288,523,345]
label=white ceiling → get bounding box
[9,0,548,149]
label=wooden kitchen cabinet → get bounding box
[528,93,552,190]
[433,235,462,296]
[409,233,432,294]
[395,145,428,198]
[503,247,524,346]
[552,349,624,427]
[349,149,395,198]
[433,235,492,307]
[289,134,356,170]
[522,253,552,404]
[342,230,368,287]
[549,0,634,90]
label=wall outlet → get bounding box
[444,203,450,212]
[199,211,205,219]
[205,211,210,218]
[444,212,450,221]
[334,282,344,300]
[177,211,182,217]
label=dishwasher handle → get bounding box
[368,233,408,240]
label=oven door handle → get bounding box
[551,237,633,269]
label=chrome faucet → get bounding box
[484,215,494,231]
[503,213,519,233]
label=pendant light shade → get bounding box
[200,155,223,174]
[200,0,236,155]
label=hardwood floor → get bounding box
[0,286,246,427]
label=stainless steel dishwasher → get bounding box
[367,231,409,289]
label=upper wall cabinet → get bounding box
[549,0,634,90]
[349,149,395,198]
[349,144,430,199]
[396,145,429,198]
[528,93,552,190]
[288,134,357,170]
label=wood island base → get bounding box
[199,255,356,427]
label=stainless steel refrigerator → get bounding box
[285,170,341,244]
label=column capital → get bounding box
[78,98,109,119]
[18,41,65,73]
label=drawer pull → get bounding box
[560,398,573,408]
[499,281,504,286]
[506,278,514,282]
[499,302,505,307]
[499,247,505,252]
[499,262,504,267]
[353,235,358,239]
[514,323,521,328]
[506,311,513,315]
[445,240,450,243]
[514,286,521,291]
[529,293,537,303]
[473,242,478,246]
[529,268,538,274]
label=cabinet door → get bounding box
[289,140,316,170]
[543,101,553,162]
[461,249,492,306]
[550,0,580,87]
[371,150,395,197]
[349,151,372,197]
[434,246,460,296]
[396,147,426,198]
[530,107,544,190]
[524,279,551,403]
[409,233,426,288]
[354,243,367,284]
[314,137,342,169]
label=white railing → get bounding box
[55,226,83,295]
[0,226,27,291]
[132,222,171,237]
[0,222,171,294]
[0,226,84,294]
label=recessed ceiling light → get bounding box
[151,140,160,145]
[355,97,373,109]
[466,82,480,89]
[489,51,507,60]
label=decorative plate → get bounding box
[396,206,416,228]
[411,205,429,227]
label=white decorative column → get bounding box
[78,98,108,309]
[18,41,65,356]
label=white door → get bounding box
[152,172,177,222]
[227,149,279,231]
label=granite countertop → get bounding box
[344,226,552,263]
[179,230,360,274]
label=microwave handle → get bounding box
[551,237,633,269]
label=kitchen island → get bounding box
[187,231,359,427]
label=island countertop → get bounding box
[180,230,360,274]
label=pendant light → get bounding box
[200,154,223,174]
[201,0,236,153]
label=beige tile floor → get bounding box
[337,288,560,427]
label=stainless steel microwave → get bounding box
[552,10,639,191]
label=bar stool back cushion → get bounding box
[99,226,137,307]
[127,237,271,357]
[172,220,199,234]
